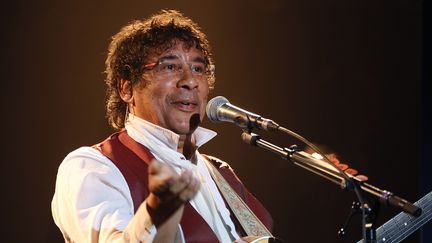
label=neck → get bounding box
[178,133,197,162]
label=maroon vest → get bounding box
[95,130,272,243]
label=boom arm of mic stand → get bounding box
[241,132,422,217]
[241,132,348,188]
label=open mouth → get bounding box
[172,100,198,111]
[179,101,196,106]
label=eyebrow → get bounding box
[158,54,207,64]
[193,56,207,65]
[158,54,179,63]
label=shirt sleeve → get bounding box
[51,147,157,243]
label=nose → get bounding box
[177,69,199,90]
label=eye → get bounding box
[191,64,205,74]
[163,63,177,71]
[156,62,181,74]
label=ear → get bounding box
[118,79,133,102]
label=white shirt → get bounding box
[51,115,240,243]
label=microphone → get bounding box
[206,96,279,131]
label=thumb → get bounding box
[148,159,163,175]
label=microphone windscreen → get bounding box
[206,96,229,122]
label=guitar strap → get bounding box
[202,155,273,237]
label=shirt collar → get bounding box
[125,113,217,151]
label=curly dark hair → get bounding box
[104,9,215,130]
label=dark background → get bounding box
[1,0,430,242]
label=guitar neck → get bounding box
[358,191,432,243]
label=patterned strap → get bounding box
[202,156,273,237]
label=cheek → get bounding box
[134,82,166,114]
[149,81,171,102]
[200,81,210,98]
[200,86,210,118]
[201,88,209,105]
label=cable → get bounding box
[277,125,372,242]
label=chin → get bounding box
[166,121,192,135]
[175,113,202,133]
[171,127,193,135]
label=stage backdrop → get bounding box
[1,0,428,242]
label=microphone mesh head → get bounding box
[206,96,229,123]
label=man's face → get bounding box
[131,41,210,135]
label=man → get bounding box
[52,10,272,243]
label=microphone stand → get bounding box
[241,132,421,243]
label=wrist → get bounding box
[146,193,179,227]
[146,193,160,210]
